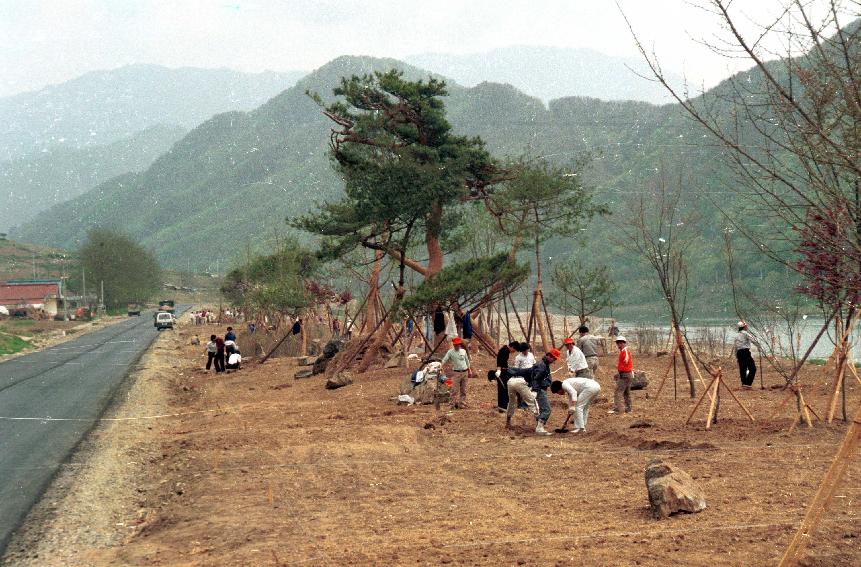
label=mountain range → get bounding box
[0,64,305,161]
[7,43,820,318]
[406,46,686,105]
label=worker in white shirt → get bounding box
[226,349,242,372]
[551,377,601,432]
[563,337,590,377]
[513,342,535,369]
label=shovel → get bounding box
[554,413,573,434]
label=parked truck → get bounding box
[158,299,176,314]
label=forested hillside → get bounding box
[12,54,794,319]
[0,124,186,231]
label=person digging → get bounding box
[505,348,561,435]
[551,376,601,433]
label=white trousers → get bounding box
[568,378,601,430]
[506,377,539,419]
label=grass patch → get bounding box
[807,358,826,365]
[0,332,31,355]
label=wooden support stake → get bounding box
[686,373,719,425]
[704,374,720,430]
[653,342,679,400]
[778,400,861,567]
[717,373,756,423]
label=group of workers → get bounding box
[204,326,242,373]
[440,326,636,436]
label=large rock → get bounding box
[326,371,353,390]
[294,369,313,380]
[398,374,449,405]
[645,459,707,519]
[631,370,649,390]
[385,351,405,368]
[312,340,343,375]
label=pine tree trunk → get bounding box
[357,287,405,372]
[365,250,383,332]
[426,202,444,278]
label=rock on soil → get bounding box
[385,351,405,368]
[631,370,649,390]
[326,371,352,389]
[645,459,707,519]
[312,340,343,375]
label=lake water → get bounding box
[640,319,860,361]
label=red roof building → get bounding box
[0,280,62,310]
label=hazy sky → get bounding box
[0,0,836,97]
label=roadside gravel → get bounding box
[1,324,182,566]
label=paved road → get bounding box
[0,311,179,555]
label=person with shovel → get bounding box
[551,377,601,433]
[506,348,562,435]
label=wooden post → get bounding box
[704,373,720,430]
[825,309,859,423]
[778,400,861,567]
[685,373,719,425]
[300,319,307,357]
[653,341,679,399]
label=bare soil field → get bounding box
[7,319,860,566]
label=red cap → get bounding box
[548,348,562,360]
[452,337,463,345]
[563,337,574,345]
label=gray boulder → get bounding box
[631,370,649,390]
[645,459,707,519]
[312,340,343,375]
[325,371,353,390]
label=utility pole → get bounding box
[82,269,86,306]
[100,280,105,316]
[32,253,36,280]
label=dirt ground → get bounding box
[5,317,860,566]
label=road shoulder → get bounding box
[1,325,181,566]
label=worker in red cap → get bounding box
[563,337,589,378]
[441,336,473,409]
[506,348,561,435]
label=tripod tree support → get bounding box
[825,309,860,423]
[778,400,861,567]
[685,368,755,430]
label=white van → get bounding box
[155,312,174,330]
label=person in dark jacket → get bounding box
[225,326,236,342]
[489,341,519,412]
[215,336,226,373]
[506,348,561,435]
